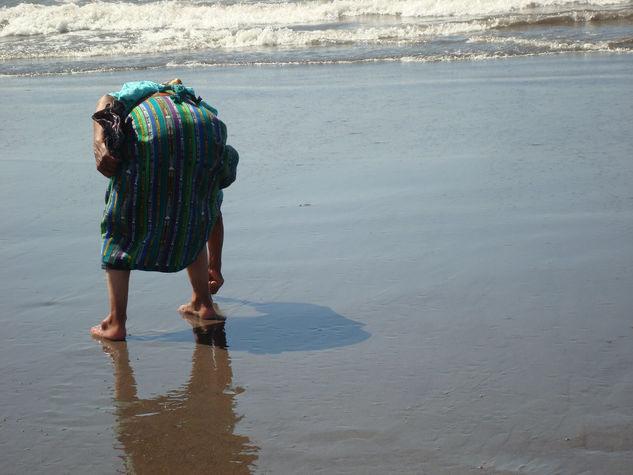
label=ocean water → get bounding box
[1,0,632,75]
[0,0,633,75]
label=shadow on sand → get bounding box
[128,297,371,354]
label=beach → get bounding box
[1,54,633,473]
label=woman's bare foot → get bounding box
[178,300,219,320]
[183,247,221,320]
[91,314,127,341]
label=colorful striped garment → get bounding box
[101,92,238,272]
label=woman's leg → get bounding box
[179,248,218,320]
[92,269,130,340]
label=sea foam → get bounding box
[1,0,631,37]
[1,0,631,74]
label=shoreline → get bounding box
[1,50,632,79]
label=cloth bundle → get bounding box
[94,82,238,272]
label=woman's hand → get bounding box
[94,131,122,178]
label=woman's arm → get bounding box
[207,214,224,294]
[93,94,122,178]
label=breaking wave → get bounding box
[1,0,631,74]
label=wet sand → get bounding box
[1,54,633,473]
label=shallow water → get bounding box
[1,55,633,473]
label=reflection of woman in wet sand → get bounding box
[98,316,258,474]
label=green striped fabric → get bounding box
[101,93,238,272]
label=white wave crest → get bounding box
[470,34,631,52]
[1,0,631,37]
[1,0,631,74]
[0,22,489,61]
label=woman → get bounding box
[91,79,238,340]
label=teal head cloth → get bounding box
[109,81,218,116]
